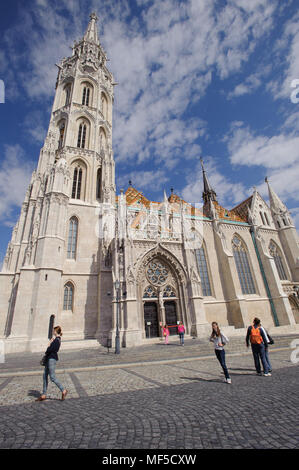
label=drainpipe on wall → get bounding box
[250,227,279,327]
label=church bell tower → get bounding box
[0,14,117,351]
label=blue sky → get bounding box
[0,0,299,266]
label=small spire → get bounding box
[84,12,99,44]
[200,158,217,204]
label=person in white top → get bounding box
[260,324,273,373]
[210,322,231,384]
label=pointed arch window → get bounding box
[101,92,108,120]
[143,286,158,298]
[58,121,65,149]
[77,123,87,148]
[195,245,212,296]
[64,84,71,106]
[99,127,107,151]
[96,167,102,200]
[264,212,270,226]
[63,282,74,310]
[72,166,82,199]
[269,241,287,280]
[67,217,78,259]
[163,285,176,298]
[82,86,90,106]
[232,236,256,294]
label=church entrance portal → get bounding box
[165,301,178,335]
[144,302,159,338]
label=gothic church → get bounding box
[1,14,299,353]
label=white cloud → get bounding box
[226,122,299,169]
[2,0,279,168]
[266,11,299,101]
[225,119,299,206]
[0,145,35,224]
[117,169,169,193]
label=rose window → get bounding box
[146,260,169,286]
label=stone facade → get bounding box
[1,14,299,353]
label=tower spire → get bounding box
[200,158,217,204]
[84,12,99,44]
[265,176,288,214]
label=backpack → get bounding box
[250,325,263,344]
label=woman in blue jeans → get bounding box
[210,322,231,384]
[36,326,68,401]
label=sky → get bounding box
[0,0,299,266]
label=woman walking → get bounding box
[210,322,231,384]
[178,321,185,346]
[36,326,68,401]
[163,324,170,345]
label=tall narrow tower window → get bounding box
[72,167,82,199]
[101,92,108,120]
[64,84,71,106]
[96,168,102,200]
[232,235,256,295]
[63,282,74,310]
[67,217,78,259]
[82,86,90,106]
[58,121,65,149]
[77,123,87,148]
[269,241,287,280]
[195,245,212,296]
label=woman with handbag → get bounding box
[210,322,231,384]
[36,326,68,401]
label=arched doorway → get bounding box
[144,302,159,338]
[137,246,188,341]
[164,301,178,335]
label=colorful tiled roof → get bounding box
[116,187,250,223]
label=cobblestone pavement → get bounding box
[0,348,298,449]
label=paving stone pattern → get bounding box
[0,348,298,449]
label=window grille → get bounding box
[195,246,212,296]
[63,282,74,310]
[269,241,287,280]
[232,236,256,294]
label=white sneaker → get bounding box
[264,373,272,376]
[226,378,232,384]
